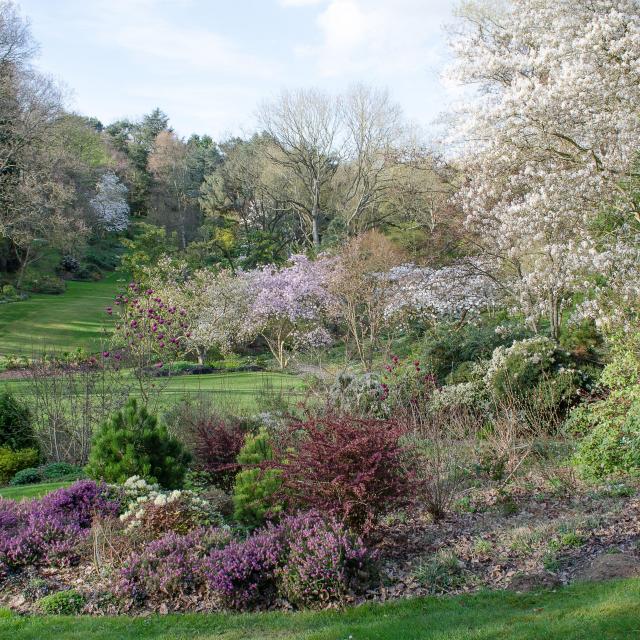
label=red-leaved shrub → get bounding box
[279,415,408,534]
[193,419,248,489]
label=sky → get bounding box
[16,0,459,139]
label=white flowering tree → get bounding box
[448,0,640,340]
[385,260,499,324]
[90,171,130,233]
[150,260,251,365]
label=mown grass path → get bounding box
[0,579,638,639]
[0,274,121,356]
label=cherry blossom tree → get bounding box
[90,171,130,233]
[448,0,640,340]
[244,254,334,369]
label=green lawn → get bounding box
[0,274,122,356]
[0,480,72,501]
[0,579,638,639]
[1,370,304,412]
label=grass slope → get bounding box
[0,481,72,501]
[0,274,121,356]
[0,579,638,639]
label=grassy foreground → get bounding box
[0,579,638,639]
[0,274,121,356]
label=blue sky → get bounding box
[17,0,458,138]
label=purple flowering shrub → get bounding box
[204,512,369,610]
[205,525,284,609]
[0,480,119,578]
[276,512,368,608]
[119,511,369,612]
[119,527,231,610]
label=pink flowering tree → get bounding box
[244,255,334,369]
[108,283,189,403]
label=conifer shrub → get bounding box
[232,428,283,528]
[85,399,190,488]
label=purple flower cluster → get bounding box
[277,512,368,608]
[118,512,369,612]
[0,481,119,577]
[111,284,189,367]
[204,525,285,609]
[119,527,230,609]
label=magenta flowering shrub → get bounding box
[205,525,284,609]
[277,512,368,608]
[0,481,119,578]
[110,284,187,370]
[119,527,231,610]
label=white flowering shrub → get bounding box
[118,476,225,536]
[429,381,490,416]
[328,372,388,418]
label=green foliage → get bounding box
[37,590,86,615]
[120,223,178,281]
[0,391,35,451]
[21,273,66,294]
[413,550,469,594]
[42,462,83,480]
[422,315,532,383]
[0,447,39,484]
[9,467,42,486]
[232,427,283,528]
[11,461,85,486]
[85,398,190,488]
[573,333,640,478]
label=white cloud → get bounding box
[296,0,455,77]
[278,0,326,6]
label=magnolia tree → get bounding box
[448,0,640,340]
[90,171,130,233]
[244,254,334,369]
[109,284,187,403]
[385,260,499,324]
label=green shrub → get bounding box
[42,462,83,480]
[0,391,35,451]
[10,466,43,486]
[37,590,86,615]
[22,274,66,294]
[422,315,532,383]
[484,337,565,397]
[0,447,40,484]
[232,427,283,528]
[85,398,191,488]
[573,333,640,478]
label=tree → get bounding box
[148,130,203,248]
[244,254,334,369]
[0,2,87,286]
[259,89,342,247]
[90,171,129,233]
[85,398,190,488]
[448,0,640,341]
[152,263,251,364]
[329,230,405,369]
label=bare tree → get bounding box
[259,88,342,246]
[336,84,404,234]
